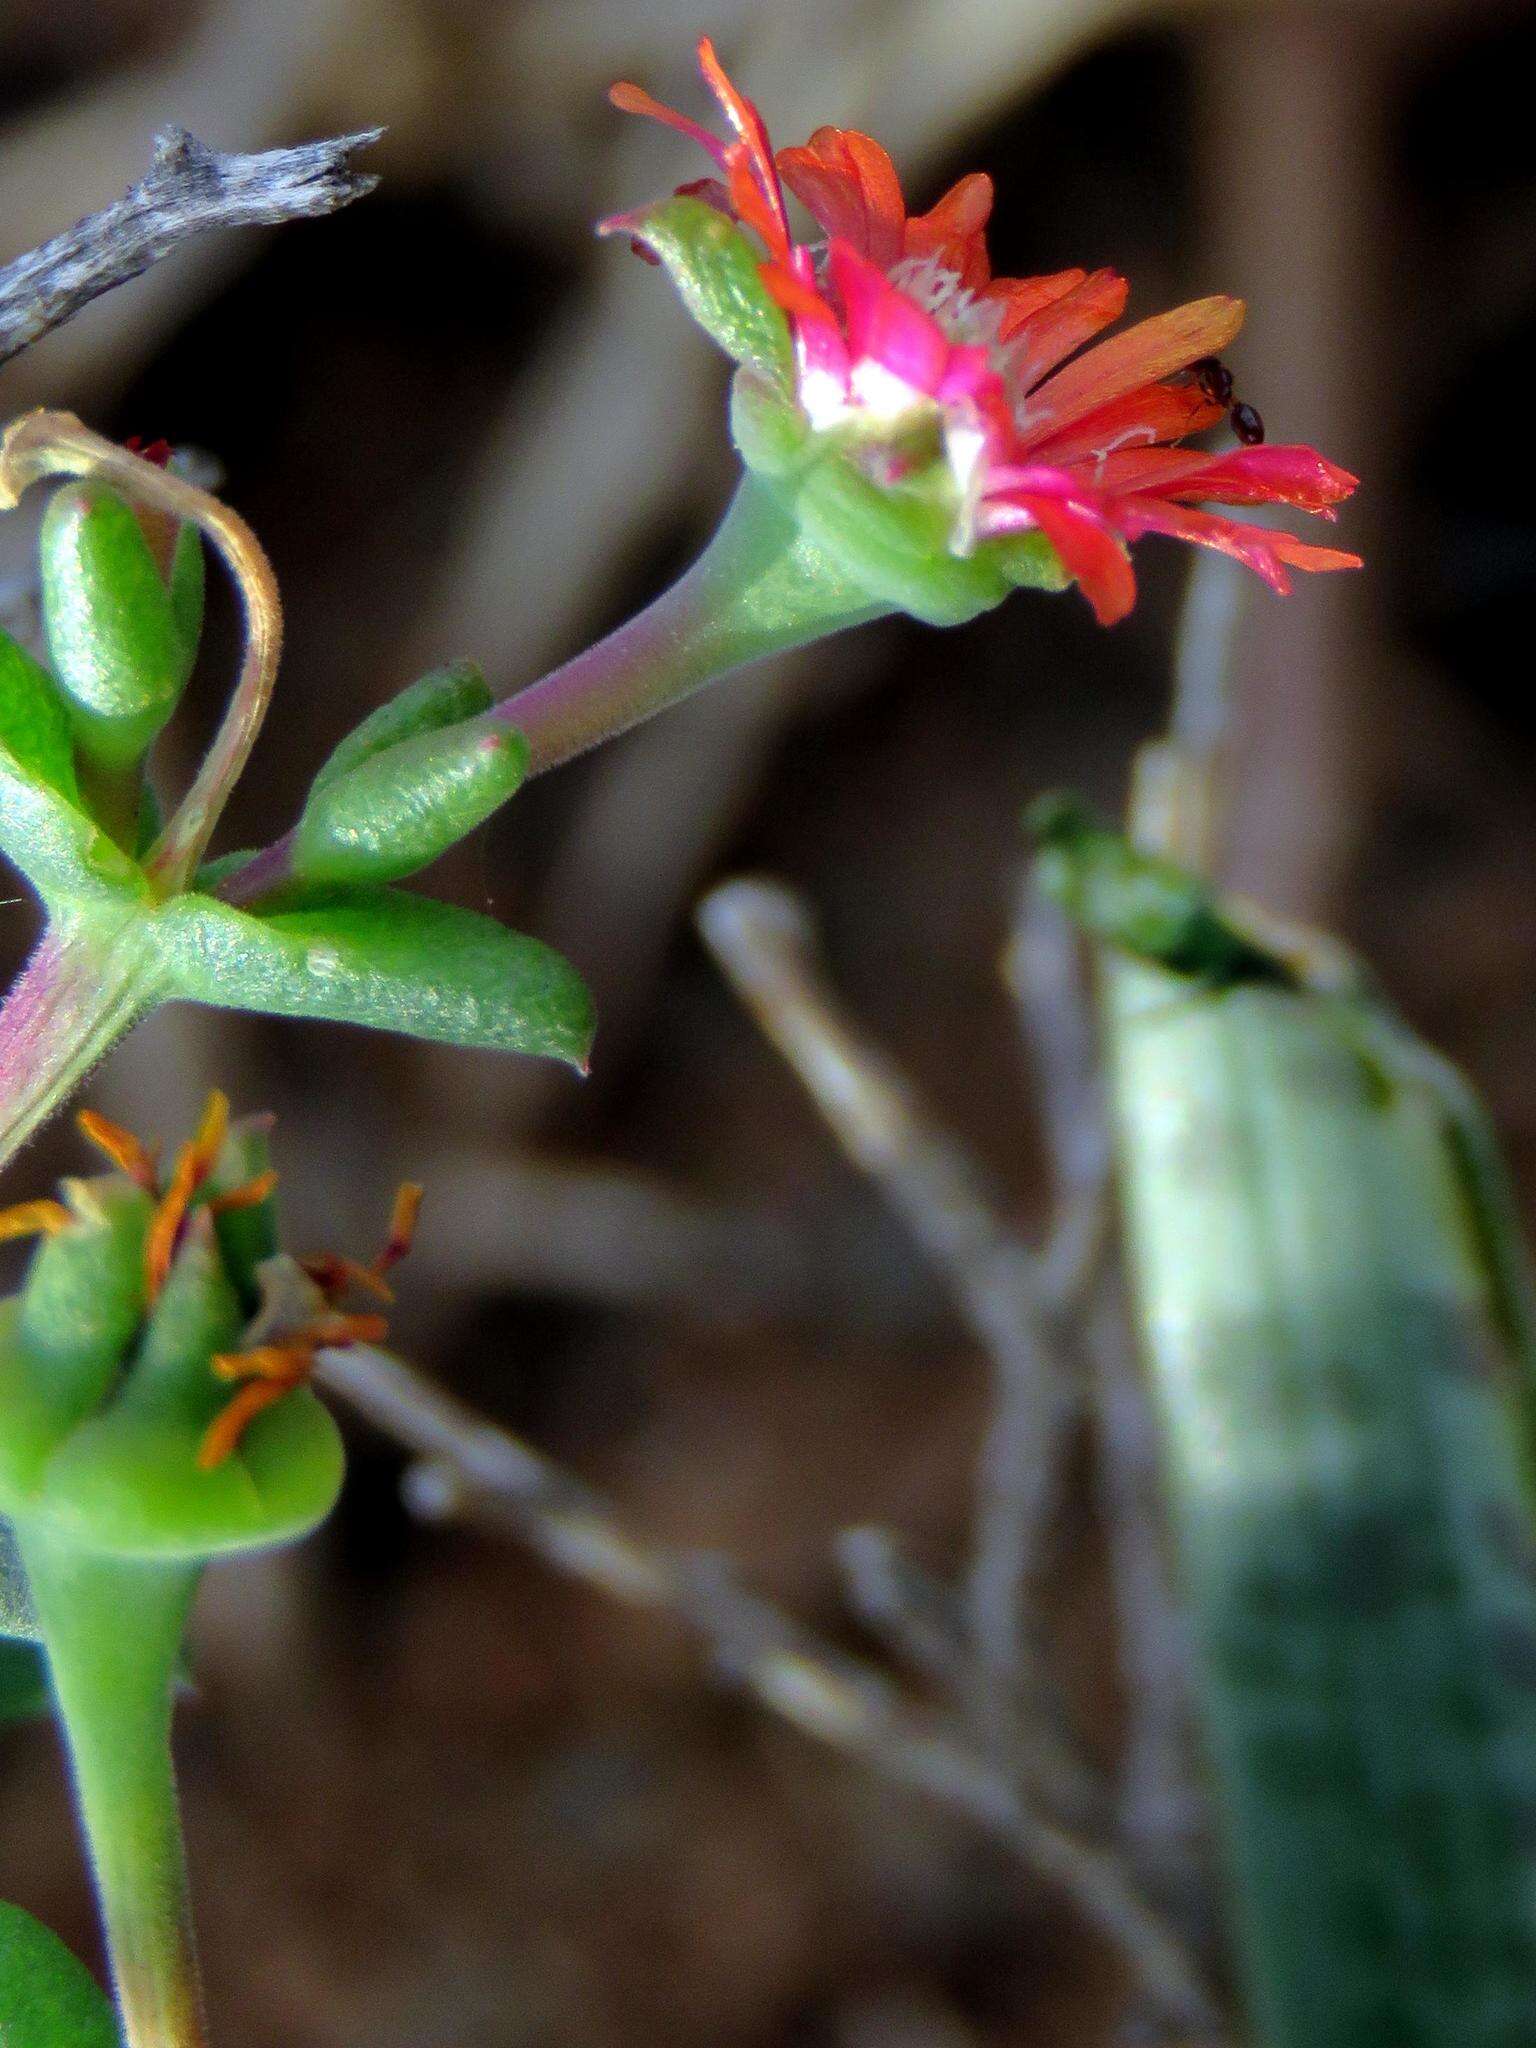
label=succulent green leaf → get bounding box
[310,661,492,797]
[37,1383,344,1559]
[0,1902,119,2048]
[1028,792,1292,987]
[292,712,528,890]
[111,1214,243,1435]
[0,629,77,799]
[153,888,596,1068]
[39,482,197,771]
[618,194,793,384]
[0,1182,154,1514]
[0,740,148,907]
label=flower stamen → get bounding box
[145,1090,230,1301]
[0,1198,72,1242]
[76,1108,160,1189]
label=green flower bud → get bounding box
[290,707,528,890]
[0,1094,376,1566]
[309,660,492,796]
[39,479,204,772]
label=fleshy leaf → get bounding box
[0,1902,119,2048]
[39,483,197,771]
[292,713,528,890]
[611,194,793,384]
[309,662,492,797]
[153,888,596,1069]
[0,741,150,906]
[0,630,77,798]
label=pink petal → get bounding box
[1094,443,1359,510]
[1026,295,1245,434]
[983,464,1137,624]
[829,239,949,395]
[1116,497,1362,590]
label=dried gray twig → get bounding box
[0,127,382,368]
[696,876,1082,1733]
[315,1340,1219,2032]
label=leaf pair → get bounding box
[3,577,593,1073]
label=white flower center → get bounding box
[886,254,1007,353]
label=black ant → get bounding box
[1190,355,1265,446]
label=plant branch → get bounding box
[0,921,154,1179]
[696,877,1083,1733]
[0,128,381,370]
[314,1340,1220,2033]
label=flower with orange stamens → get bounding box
[605,36,1359,625]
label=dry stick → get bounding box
[0,127,381,369]
[314,1340,1218,2032]
[696,877,1081,1736]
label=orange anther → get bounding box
[0,1199,72,1243]
[374,1181,423,1282]
[197,1377,298,1470]
[145,1090,231,1299]
[208,1169,279,1216]
[76,1109,159,1189]
[211,1342,311,1384]
[314,1310,389,1349]
[301,1252,394,1305]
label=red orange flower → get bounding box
[607,38,1359,625]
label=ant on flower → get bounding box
[1189,355,1266,446]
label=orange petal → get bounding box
[697,36,789,251]
[1006,269,1130,395]
[1026,295,1245,435]
[905,171,994,288]
[779,127,907,269]
[989,267,1088,340]
[1021,381,1223,464]
[1116,497,1361,591]
[608,80,727,167]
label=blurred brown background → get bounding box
[2,1,1535,2043]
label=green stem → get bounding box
[20,1529,205,2048]
[0,917,154,1177]
[490,475,890,775]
